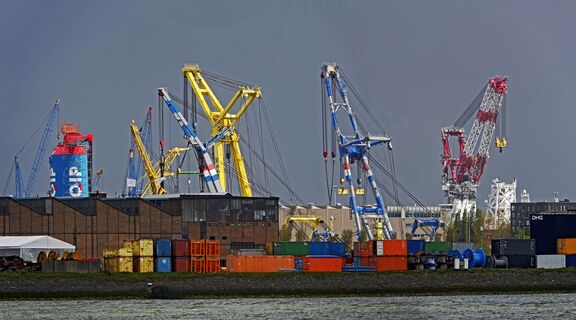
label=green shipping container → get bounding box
[273,242,310,256]
[424,241,453,254]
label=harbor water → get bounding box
[0,293,574,319]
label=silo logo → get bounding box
[49,167,56,197]
[532,215,544,221]
[69,166,83,197]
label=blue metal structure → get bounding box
[14,99,60,198]
[320,63,394,241]
[157,88,224,193]
[411,218,443,241]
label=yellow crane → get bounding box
[281,215,340,242]
[182,64,261,197]
[140,147,190,196]
[130,120,165,195]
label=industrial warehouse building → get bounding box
[0,194,279,260]
[511,201,576,238]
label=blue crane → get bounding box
[14,99,60,198]
[411,218,444,241]
[320,63,394,241]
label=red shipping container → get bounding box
[191,257,205,273]
[302,256,343,272]
[382,240,407,256]
[172,239,190,257]
[172,257,191,272]
[225,255,294,272]
[359,257,375,267]
[205,257,221,273]
[353,242,373,257]
[374,256,407,271]
[190,240,206,257]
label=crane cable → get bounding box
[453,83,487,128]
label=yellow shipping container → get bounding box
[104,257,119,272]
[128,239,154,257]
[119,257,133,272]
[133,257,154,273]
[119,247,133,257]
[558,238,576,254]
[103,248,118,258]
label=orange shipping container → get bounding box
[353,242,373,257]
[225,255,294,272]
[205,240,221,257]
[558,238,576,255]
[205,257,220,273]
[302,256,342,272]
[192,257,205,273]
[374,256,407,271]
[382,240,407,256]
[190,240,206,257]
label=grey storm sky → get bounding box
[1,1,575,205]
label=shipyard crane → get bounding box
[125,108,153,197]
[281,215,341,242]
[441,76,508,218]
[158,88,232,194]
[140,147,190,196]
[13,99,60,198]
[182,65,262,196]
[320,63,395,241]
[410,218,444,241]
[130,120,166,195]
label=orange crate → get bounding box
[190,240,206,257]
[374,256,408,271]
[302,256,342,272]
[205,240,221,257]
[558,238,576,255]
[382,240,407,256]
[191,257,205,273]
[205,257,221,273]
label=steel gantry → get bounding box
[320,63,395,241]
[182,65,262,196]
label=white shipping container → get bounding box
[376,241,384,256]
[536,255,566,269]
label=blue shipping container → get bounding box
[155,257,172,273]
[566,255,576,267]
[309,242,346,257]
[407,240,425,255]
[155,239,172,257]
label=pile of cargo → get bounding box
[103,239,222,273]
[354,240,408,271]
[492,239,535,269]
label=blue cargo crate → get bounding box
[407,240,425,255]
[155,257,172,273]
[566,255,576,267]
[155,239,172,257]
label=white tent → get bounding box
[0,236,75,262]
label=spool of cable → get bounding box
[463,248,486,268]
[493,256,508,269]
[448,249,462,259]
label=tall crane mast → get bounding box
[14,99,60,198]
[441,76,508,218]
[140,147,190,196]
[158,88,231,194]
[321,63,394,241]
[130,120,165,195]
[182,65,262,196]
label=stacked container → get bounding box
[118,245,133,272]
[374,240,408,271]
[530,213,576,254]
[102,248,119,272]
[130,239,154,273]
[302,255,342,272]
[309,242,346,257]
[154,239,172,272]
[492,239,535,268]
[205,240,221,273]
[407,240,425,270]
[424,241,453,255]
[273,242,310,256]
[190,240,205,273]
[172,239,191,272]
[557,238,576,267]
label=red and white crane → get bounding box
[441,76,508,218]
